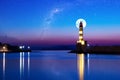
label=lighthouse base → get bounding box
[76,41,87,52]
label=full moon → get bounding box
[76,18,86,29]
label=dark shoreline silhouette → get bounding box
[70,46,120,54]
[0,42,31,52]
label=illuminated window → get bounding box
[77,41,81,43]
[79,31,83,34]
[79,36,83,39]
[81,41,85,45]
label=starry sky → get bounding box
[0,0,120,46]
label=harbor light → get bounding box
[87,44,90,47]
[3,46,6,49]
[28,46,30,49]
[2,46,8,52]
[22,46,25,49]
[19,46,23,49]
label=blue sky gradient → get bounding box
[0,0,120,45]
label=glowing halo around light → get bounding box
[76,18,86,29]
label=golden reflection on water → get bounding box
[77,53,85,80]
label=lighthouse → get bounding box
[76,18,87,51]
[77,22,85,45]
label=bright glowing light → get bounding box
[76,18,86,29]
[3,46,6,49]
[81,41,85,45]
[79,31,83,34]
[2,46,8,52]
[28,46,30,49]
[19,46,22,49]
[79,36,83,39]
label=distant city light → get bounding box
[2,46,8,52]
[28,46,30,49]
[87,44,90,47]
[19,46,23,49]
[22,46,25,49]
[3,46,6,49]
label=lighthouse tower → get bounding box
[77,22,85,45]
[76,21,87,51]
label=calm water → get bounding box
[0,51,120,80]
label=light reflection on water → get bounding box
[77,53,120,80]
[20,52,22,80]
[3,52,5,80]
[77,53,84,80]
[28,52,30,80]
[0,51,77,80]
[1,51,120,80]
[77,53,90,80]
[20,52,30,80]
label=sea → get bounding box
[0,50,120,80]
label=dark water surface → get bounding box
[0,51,120,80]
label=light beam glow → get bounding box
[76,18,87,29]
